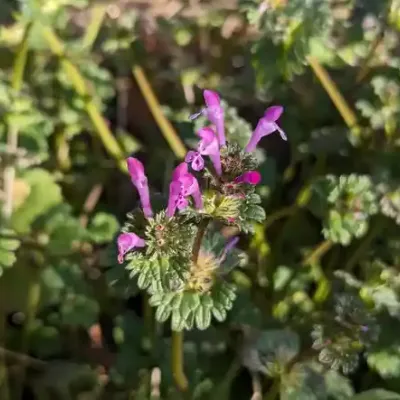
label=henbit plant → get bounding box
[115,89,281,390]
[1,0,400,399]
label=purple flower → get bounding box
[167,163,203,217]
[185,127,222,175]
[189,89,226,146]
[127,157,153,218]
[220,236,239,261]
[117,232,146,264]
[245,106,287,152]
[224,236,239,253]
[185,151,204,171]
[234,171,261,185]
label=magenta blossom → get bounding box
[235,171,261,185]
[189,90,226,146]
[127,157,153,218]
[245,106,287,152]
[117,232,146,264]
[185,127,222,175]
[167,163,203,217]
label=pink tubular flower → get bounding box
[189,89,226,146]
[167,163,203,217]
[117,232,146,264]
[235,171,262,185]
[127,157,153,218]
[245,106,287,152]
[185,127,222,175]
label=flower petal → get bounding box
[176,196,189,210]
[203,90,221,107]
[117,232,145,264]
[191,154,205,171]
[264,105,283,122]
[127,157,145,184]
[172,162,189,180]
[235,171,261,185]
[167,180,182,218]
[185,151,197,163]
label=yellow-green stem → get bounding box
[302,240,333,267]
[191,219,210,263]
[41,26,127,172]
[132,66,187,159]
[171,331,188,392]
[82,4,107,50]
[307,56,359,132]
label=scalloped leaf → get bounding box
[351,389,400,400]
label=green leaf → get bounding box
[201,294,213,308]
[0,229,20,272]
[88,212,119,243]
[170,292,183,309]
[351,389,400,400]
[281,364,326,400]
[195,306,211,330]
[212,306,227,322]
[171,309,185,331]
[256,329,300,367]
[155,303,171,323]
[246,205,266,222]
[180,293,193,321]
[367,349,400,379]
[148,293,163,307]
[11,169,63,233]
[324,369,354,399]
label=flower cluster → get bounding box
[116,89,287,330]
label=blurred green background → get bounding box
[1,0,400,399]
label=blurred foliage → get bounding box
[0,0,400,398]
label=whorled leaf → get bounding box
[150,281,236,331]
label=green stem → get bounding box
[171,219,209,392]
[302,240,333,267]
[82,4,107,50]
[191,219,210,264]
[307,56,360,134]
[41,26,127,172]
[171,331,188,392]
[344,220,385,272]
[132,66,187,159]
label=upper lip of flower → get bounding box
[127,157,153,218]
[167,163,203,217]
[117,232,146,264]
[245,105,287,152]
